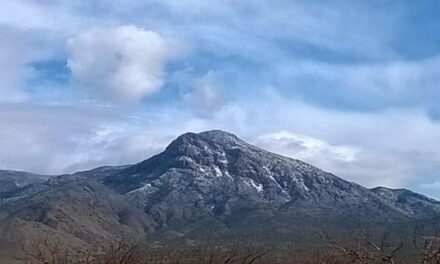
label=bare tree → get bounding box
[414,229,440,264]
[321,228,405,264]
[15,229,440,264]
[15,237,72,264]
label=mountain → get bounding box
[0,170,50,194]
[1,130,440,254]
[371,187,440,218]
[0,177,155,259]
[104,131,439,227]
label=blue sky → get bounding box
[1,0,440,198]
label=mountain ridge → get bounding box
[0,130,439,252]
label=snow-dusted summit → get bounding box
[104,130,440,228]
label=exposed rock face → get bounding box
[1,130,440,249]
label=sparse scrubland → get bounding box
[15,228,440,264]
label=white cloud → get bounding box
[0,103,178,174]
[278,55,440,113]
[257,130,359,163]
[253,129,437,189]
[67,25,178,103]
[0,25,52,103]
[181,71,225,115]
[192,72,222,107]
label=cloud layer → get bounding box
[0,1,440,199]
[276,56,440,114]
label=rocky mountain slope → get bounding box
[104,131,439,227]
[0,178,154,257]
[371,187,440,218]
[0,170,50,194]
[1,130,439,250]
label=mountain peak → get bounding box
[177,130,241,143]
[198,129,238,139]
[198,130,243,145]
[164,130,245,155]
